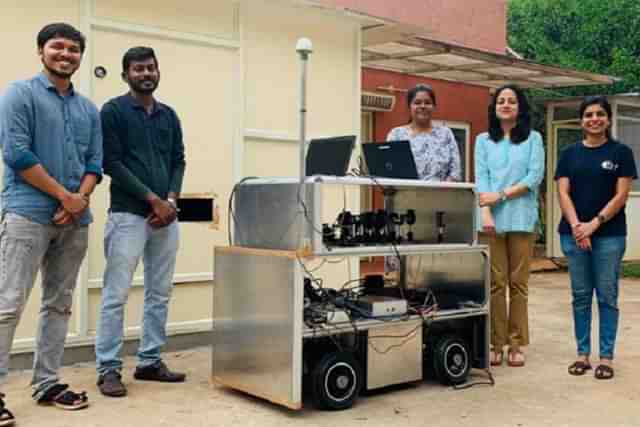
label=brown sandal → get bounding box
[0,393,14,426]
[568,360,592,376]
[507,347,525,367]
[490,348,504,366]
[36,384,89,410]
[594,364,614,380]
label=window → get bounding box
[553,105,580,121]
[433,120,470,182]
[617,104,640,191]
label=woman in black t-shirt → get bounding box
[555,96,637,380]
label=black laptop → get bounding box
[305,135,356,176]
[362,140,419,179]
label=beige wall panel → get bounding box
[0,1,80,89]
[87,282,212,333]
[244,139,298,177]
[245,1,358,137]
[95,0,237,38]
[1,1,80,341]
[89,29,235,284]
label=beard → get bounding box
[42,59,77,79]
[130,78,158,95]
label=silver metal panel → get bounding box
[367,321,423,390]
[234,176,477,255]
[303,309,490,338]
[313,243,478,257]
[238,175,476,190]
[391,187,476,244]
[403,250,488,307]
[233,183,315,251]
[213,249,303,409]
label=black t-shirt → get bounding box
[554,140,637,236]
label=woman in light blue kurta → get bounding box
[475,85,544,368]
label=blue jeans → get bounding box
[95,212,179,375]
[560,234,625,359]
[0,213,88,399]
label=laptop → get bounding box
[362,140,419,179]
[305,135,356,176]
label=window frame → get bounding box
[433,120,471,182]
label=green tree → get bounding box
[508,0,640,96]
[508,0,640,244]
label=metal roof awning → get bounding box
[360,24,618,89]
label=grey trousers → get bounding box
[0,213,88,399]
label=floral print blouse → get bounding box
[386,125,462,182]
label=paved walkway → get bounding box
[3,272,640,427]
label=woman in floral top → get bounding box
[386,84,462,182]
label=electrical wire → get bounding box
[452,368,495,390]
[227,176,260,246]
[367,323,422,355]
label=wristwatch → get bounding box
[167,197,178,210]
[597,213,606,224]
[499,191,508,203]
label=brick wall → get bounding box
[320,0,507,53]
[363,68,492,182]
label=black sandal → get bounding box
[568,361,592,376]
[594,364,614,380]
[0,393,15,426]
[36,384,89,410]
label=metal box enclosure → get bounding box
[231,181,315,252]
[212,246,304,410]
[215,176,490,410]
[232,176,477,255]
[403,250,489,309]
[366,321,423,390]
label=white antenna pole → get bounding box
[296,38,313,183]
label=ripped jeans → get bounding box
[0,213,88,399]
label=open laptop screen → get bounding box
[362,141,419,179]
[305,135,356,176]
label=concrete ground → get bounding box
[3,272,640,427]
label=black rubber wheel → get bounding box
[310,351,362,410]
[432,335,471,385]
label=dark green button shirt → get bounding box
[101,94,186,217]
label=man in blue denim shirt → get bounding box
[0,23,102,420]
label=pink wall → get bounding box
[319,0,507,53]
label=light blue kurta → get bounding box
[474,131,545,233]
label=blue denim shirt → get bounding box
[0,73,102,225]
[474,130,545,233]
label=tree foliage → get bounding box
[508,0,640,243]
[508,0,640,96]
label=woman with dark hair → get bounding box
[555,96,636,380]
[474,85,545,367]
[386,84,461,182]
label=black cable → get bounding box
[227,176,259,246]
[452,368,495,390]
[296,182,329,238]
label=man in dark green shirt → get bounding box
[96,47,186,398]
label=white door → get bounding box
[547,124,582,258]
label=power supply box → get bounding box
[356,295,407,317]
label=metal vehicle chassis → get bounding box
[212,177,489,410]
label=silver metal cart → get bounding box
[213,176,490,410]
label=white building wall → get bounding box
[0,0,364,352]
